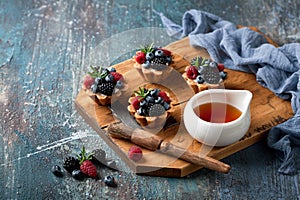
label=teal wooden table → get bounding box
[1,0,300,199]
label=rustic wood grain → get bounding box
[1,0,300,199]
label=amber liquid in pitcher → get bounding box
[195,102,242,123]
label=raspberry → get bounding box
[78,146,98,179]
[128,146,143,162]
[217,63,225,71]
[83,74,95,89]
[131,96,141,110]
[110,72,123,82]
[186,66,198,79]
[158,91,171,103]
[135,51,146,64]
[80,160,98,179]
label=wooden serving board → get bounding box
[75,37,293,177]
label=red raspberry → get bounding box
[158,91,171,103]
[80,160,98,179]
[83,74,95,89]
[135,51,146,64]
[110,72,123,82]
[217,63,225,71]
[158,48,171,56]
[128,146,143,162]
[186,66,198,79]
[131,96,141,110]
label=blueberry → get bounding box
[163,102,170,110]
[91,84,98,93]
[101,69,109,76]
[146,96,155,103]
[196,75,205,84]
[142,60,150,68]
[139,100,147,108]
[155,49,164,57]
[107,67,116,72]
[104,175,117,187]
[165,56,172,64]
[150,89,160,97]
[115,80,124,89]
[155,97,163,104]
[146,52,154,61]
[219,71,227,80]
[51,165,63,177]
[94,77,102,85]
[105,74,114,82]
[72,169,85,180]
[209,61,217,68]
[137,107,145,116]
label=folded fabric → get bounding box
[155,9,300,175]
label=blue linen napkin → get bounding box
[155,9,300,175]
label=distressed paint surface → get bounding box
[0,0,299,199]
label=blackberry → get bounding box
[63,156,80,173]
[200,66,221,84]
[148,104,165,116]
[98,82,115,96]
[150,57,168,70]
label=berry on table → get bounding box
[78,146,98,179]
[104,175,117,187]
[128,146,143,162]
[63,156,80,174]
[51,165,64,177]
[72,169,85,180]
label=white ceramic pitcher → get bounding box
[184,89,253,147]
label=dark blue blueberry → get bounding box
[105,74,114,82]
[91,84,98,93]
[209,61,217,68]
[150,89,160,97]
[115,80,124,89]
[137,107,145,116]
[139,100,147,108]
[220,71,227,80]
[154,49,164,57]
[146,52,154,61]
[51,165,63,177]
[196,75,205,84]
[72,169,85,180]
[142,60,150,68]
[101,69,109,76]
[146,96,155,103]
[155,97,163,104]
[107,67,116,72]
[165,56,172,64]
[104,175,117,187]
[94,77,102,85]
[163,102,170,110]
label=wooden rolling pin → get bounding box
[107,123,230,174]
